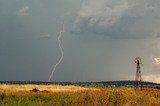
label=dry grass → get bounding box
[0,84,159,105]
[0,84,98,93]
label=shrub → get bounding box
[30,88,40,92]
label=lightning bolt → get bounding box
[48,24,65,82]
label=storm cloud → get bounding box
[0,0,159,83]
[74,0,160,38]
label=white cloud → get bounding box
[74,0,160,38]
[126,74,160,83]
[17,6,30,16]
[143,74,160,83]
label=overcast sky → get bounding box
[0,0,160,83]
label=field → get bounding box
[0,84,160,105]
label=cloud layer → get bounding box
[74,0,160,38]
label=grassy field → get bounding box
[0,84,160,106]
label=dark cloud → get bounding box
[0,0,84,81]
[0,0,159,83]
[73,0,160,39]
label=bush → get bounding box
[30,88,40,92]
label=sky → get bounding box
[0,0,160,83]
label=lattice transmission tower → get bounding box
[134,57,143,89]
